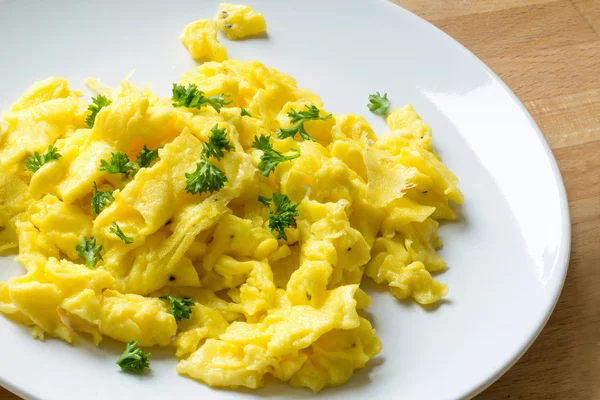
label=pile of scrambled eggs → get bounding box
[0,3,462,392]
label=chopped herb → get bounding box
[258,195,272,206]
[202,124,234,160]
[24,145,61,172]
[91,182,114,214]
[136,145,159,169]
[185,157,228,195]
[268,193,299,240]
[367,92,391,116]
[160,295,195,322]
[99,152,135,177]
[109,222,133,244]
[252,134,300,176]
[116,341,150,374]
[276,105,332,141]
[171,83,230,113]
[241,108,252,117]
[86,95,112,128]
[76,236,103,268]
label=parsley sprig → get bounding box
[116,341,150,374]
[258,195,272,206]
[99,146,160,179]
[99,152,135,177]
[76,236,103,268]
[136,145,159,169]
[91,182,114,214]
[252,135,300,177]
[367,92,391,116]
[268,193,300,240]
[202,124,234,160]
[276,105,331,141]
[185,124,232,196]
[160,295,195,322]
[185,157,228,195]
[110,222,133,244]
[86,95,112,128]
[25,145,62,172]
[172,83,230,113]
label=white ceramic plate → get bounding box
[0,0,570,399]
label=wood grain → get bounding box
[1,1,598,399]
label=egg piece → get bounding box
[290,317,382,392]
[202,214,274,270]
[29,194,93,260]
[177,285,360,389]
[174,303,229,358]
[98,289,176,347]
[0,173,32,252]
[45,257,114,295]
[180,19,227,62]
[8,280,73,342]
[215,3,267,40]
[365,236,447,304]
[0,78,87,168]
[364,146,416,208]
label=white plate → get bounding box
[0,0,570,399]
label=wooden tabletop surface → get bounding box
[1,1,599,399]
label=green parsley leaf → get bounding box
[171,83,230,113]
[268,193,299,241]
[185,157,228,195]
[25,145,62,172]
[160,295,195,322]
[202,124,234,160]
[116,341,150,374]
[109,222,133,244]
[76,236,103,268]
[367,92,391,116]
[91,182,114,214]
[85,95,112,129]
[252,135,300,177]
[258,195,272,206]
[241,108,252,117]
[99,152,135,176]
[276,105,332,141]
[136,145,159,169]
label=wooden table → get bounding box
[1,1,598,399]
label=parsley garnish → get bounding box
[252,135,300,177]
[202,124,234,160]
[91,182,114,214]
[160,295,195,322]
[116,341,150,374]
[25,145,61,172]
[258,195,272,206]
[86,95,112,128]
[136,145,159,169]
[76,236,103,268]
[368,92,391,116]
[241,108,252,117]
[99,152,135,176]
[109,222,133,244]
[268,193,300,240]
[276,105,332,141]
[185,157,228,195]
[172,83,230,113]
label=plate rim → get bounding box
[381,2,572,397]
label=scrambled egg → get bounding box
[0,4,462,393]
